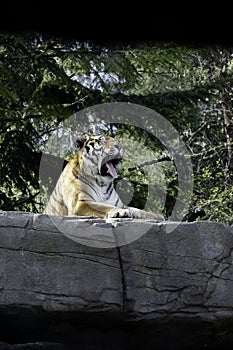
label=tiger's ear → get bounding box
[75,136,87,150]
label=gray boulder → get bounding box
[0,211,233,349]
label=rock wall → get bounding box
[0,211,233,349]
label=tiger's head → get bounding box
[76,135,123,183]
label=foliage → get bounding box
[0,33,233,225]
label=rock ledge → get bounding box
[0,211,233,349]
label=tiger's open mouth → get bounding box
[100,157,122,178]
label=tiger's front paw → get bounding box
[106,208,133,219]
[106,207,164,221]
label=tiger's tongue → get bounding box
[106,161,118,179]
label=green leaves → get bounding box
[0,34,232,224]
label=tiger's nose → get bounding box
[114,142,122,151]
[115,144,123,157]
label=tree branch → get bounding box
[128,155,172,173]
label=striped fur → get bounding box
[44,135,164,221]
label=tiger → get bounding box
[44,135,164,221]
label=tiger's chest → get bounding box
[79,178,121,207]
[94,183,118,204]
